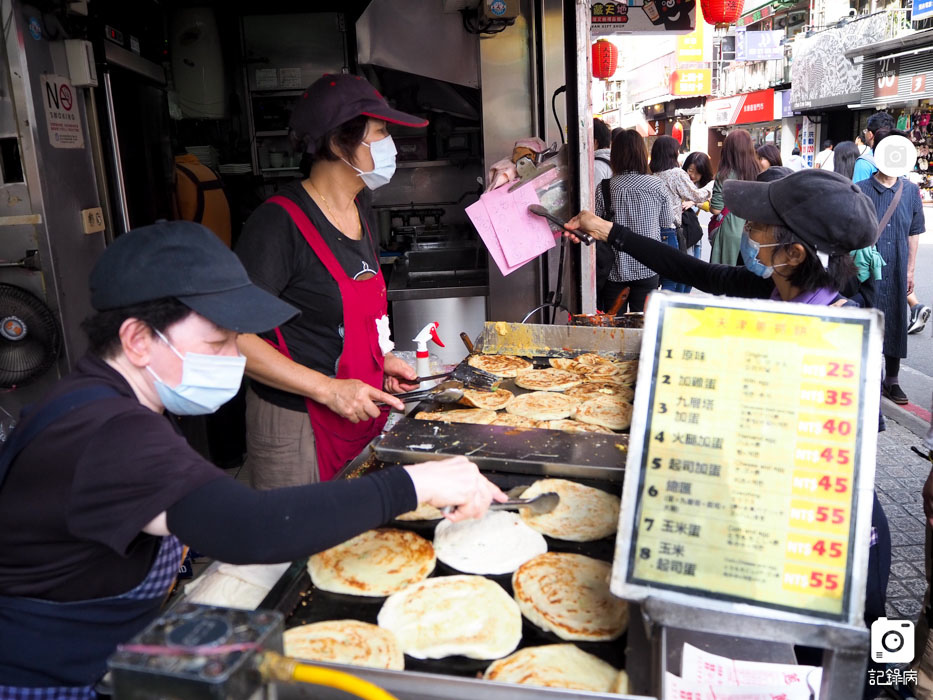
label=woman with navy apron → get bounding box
[235,74,428,489]
[0,222,504,697]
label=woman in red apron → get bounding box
[235,74,428,487]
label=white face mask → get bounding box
[146,330,246,415]
[342,135,397,190]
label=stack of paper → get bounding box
[466,184,557,276]
[665,644,822,700]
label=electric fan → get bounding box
[0,283,61,388]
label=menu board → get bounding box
[614,294,882,624]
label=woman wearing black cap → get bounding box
[563,168,890,700]
[235,74,429,489]
[0,221,504,696]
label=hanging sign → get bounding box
[612,293,882,626]
[705,88,774,126]
[670,69,711,96]
[591,0,697,36]
[41,74,84,149]
[874,57,900,99]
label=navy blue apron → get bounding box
[0,387,184,699]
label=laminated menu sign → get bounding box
[613,293,882,624]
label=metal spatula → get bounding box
[413,363,500,391]
[442,491,560,516]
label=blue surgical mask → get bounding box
[741,230,787,279]
[342,135,397,190]
[147,331,246,415]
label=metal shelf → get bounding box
[396,159,455,169]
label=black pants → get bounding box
[601,275,659,315]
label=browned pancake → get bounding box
[573,396,633,431]
[460,388,513,410]
[514,369,583,392]
[566,381,635,402]
[574,352,615,367]
[583,363,621,379]
[548,358,589,374]
[540,419,615,434]
[506,392,578,421]
[467,354,533,378]
[492,414,541,428]
[415,408,497,424]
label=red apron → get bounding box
[264,195,389,481]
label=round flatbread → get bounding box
[519,478,620,541]
[540,419,615,434]
[583,363,621,379]
[574,352,614,367]
[492,414,541,428]
[484,644,628,692]
[548,358,589,374]
[512,552,628,641]
[308,529,435,597]
[434,510,547,575]
[566,381,635,402]
[514,368,583,392]
[395,503,443,521]
[506,391,578,421]
[377,575,522,660]
[460,388,513,410]
[468,354,533,378]
[574,396,633,431]
[284,621,404,670]
[414,408,497,425]
[611,360,639,385]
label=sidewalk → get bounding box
[877,416,930,620]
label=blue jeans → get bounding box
[659,228,679,291]
[674,243,702,294]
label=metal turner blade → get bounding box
[442,491,560,516]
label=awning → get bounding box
[618,111,657,137]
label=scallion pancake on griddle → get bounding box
[433,510,547,575]
[484,644,629,692]
[284,620,404,670]
[518,478,620,541]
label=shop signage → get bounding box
[628,52,676,104]
[800,116,817,166]
[614,294,882,626]
[779,89,794,118]
[912,74,928,95]
[705,88,774,126]
[40,74,84,150]
[736,29,785,61]
[914,0,933,23]
[591,0,697,36]
[675,3,710,62]
[670,69,711,96]
[874,57,900,99]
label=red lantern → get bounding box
[672,121,684,144]
[700,0,744,25]
[592,40,618,80]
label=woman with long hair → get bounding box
[710,129,760,265]
[650,137,713,292]
[595,129,674,313]
[832,141,861,180]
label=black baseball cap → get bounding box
[90,221,299,333]
[723,169,879,254]
[290,73,428,149]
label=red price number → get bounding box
[818,476,849,493]
[811,540,844,558]
[820,448,851,465]
[822,419,852,436]
[809,571,840,591]
[815,506,846,524]
[824,390,853,407]
[826,362,855,378]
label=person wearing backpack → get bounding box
[651,139,713,293]
[853,111,896,183]
[593,118,616,310]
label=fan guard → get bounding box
[0,283,61,388]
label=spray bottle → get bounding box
[413,322,445,388]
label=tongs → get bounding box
[413,363,499,391]
[442,491,560,516]
[389,380,464,405]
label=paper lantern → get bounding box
[700,0,744,25]
[672,121,684,144]
[592,40,618,80]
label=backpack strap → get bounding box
[0,385,121,490]
[600,178,615,222]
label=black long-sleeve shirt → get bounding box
[608,223,775,299]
